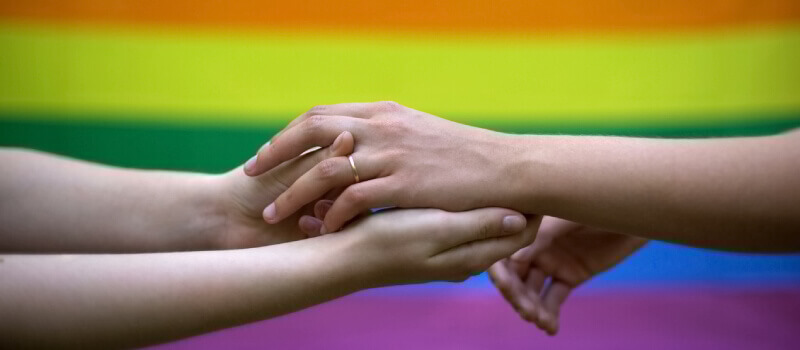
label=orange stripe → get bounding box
[1,0,800,33]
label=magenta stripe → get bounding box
[152,287,800,349]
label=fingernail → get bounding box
[332,132,345,151]
[319,225,328,235]
[263,203,277,223]
[314,200,333,219]
[503,215,525,233]
[244,155,257,174]
[299,216,323,237]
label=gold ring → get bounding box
[348,155,360,183]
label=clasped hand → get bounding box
[242,101,644,335]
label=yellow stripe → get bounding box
[1,21,799,127]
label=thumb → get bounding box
[433,207,527,253]
[430,213,541,281]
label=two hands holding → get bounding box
[5,101,795,347]
[234,101,647,334]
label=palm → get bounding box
[490,217,647,335]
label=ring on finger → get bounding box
[348,155,360,183]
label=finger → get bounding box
[430,207,530,249]
[316,198,373,223]
[489,261,542,323]
[525,268,547,296]
[264,157,353,224]
[314,200,334,219]
[250,131,354,192]
[245,115,362,176]
[508,216,572,264]
[272,100,385,147]
[323,186,346,201]
[300,101,400,119]
[265,151,384,224]
[270,101,403,143]
[488,261,522,313]
[320,177,400,234]
[509,244,538,278]
[519,269,551,331]
[533,248,589,287]
[298,215,324,238]
[539,280,572,335]
[442,210,537,248]
[510,242,538,264]
[433,212,540,269]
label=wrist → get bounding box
[298,232,374,293]
[175,173,231,250]
[329,221,404,290]
[336,231,386,290]
[490,132,558,214]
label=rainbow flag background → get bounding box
[1,1,799,349]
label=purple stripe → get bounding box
[152,287,800,350]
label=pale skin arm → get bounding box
[246,102,800,252]
[0,148,224,252]
[0,241,353,348]
[1,208,538,348]
[503,129,800,251]
[0,132,354,253]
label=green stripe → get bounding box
[2,22,800,126]
[2,114,798,173]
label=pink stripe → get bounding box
[152,287,800,349]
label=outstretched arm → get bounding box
[1,208,538,348]
[0,134,352,253]
[246,102,800,251]
[506,128,800,251]
[0,148,224,252]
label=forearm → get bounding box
[504,131,800,251]
[0,149,227,253]
[0,236,357,348]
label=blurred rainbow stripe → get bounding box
[1,0,799,129]
[3,0,800,32]
[3,4,800,347]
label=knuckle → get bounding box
[304,115,326,135]
[307,104,328,115]
[344,186,368,206]
[316,158,341,181]
[373,100,401,113]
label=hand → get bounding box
[212,131,354,249]
[488,217,647,335]
[244,101,519,234]
[330,207,541,288]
